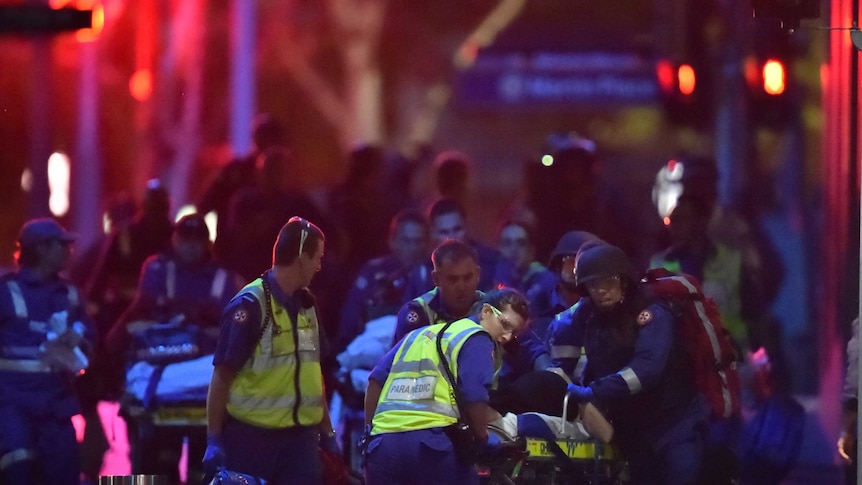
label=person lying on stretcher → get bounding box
[487,368,614,444]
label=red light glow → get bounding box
[763,59,786,95]
[656,60,675,94]
[130,69,153,101]
[677,64,696,96]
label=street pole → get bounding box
[230,0,255,157]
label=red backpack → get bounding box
[642,268,742,420]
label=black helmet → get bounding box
[574,243,636,287]
[548,230,601,271]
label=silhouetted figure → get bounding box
[220,148,329,282]
[86,180,173,339]
[523,132,643,266]
[197,113,287,262]
[327,144,397,277]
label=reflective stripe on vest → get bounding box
[372,319,487,434]
[7,281,27,319]
[226,279,324,429]
[412,289,443,326]
[6,280,79,320]
[412,288,485,327]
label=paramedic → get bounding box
[555,243,709,485]
[107,213,243,483]
[391,239,484,344]
[203,217,339,484]
[364,288,529,485]
[0,218,95,485]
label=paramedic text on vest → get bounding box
[557,243,709,485]
[364,288,529,485]
[204,217,340,485]
[0,218,96,485]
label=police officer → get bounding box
[391,239,484,344]
[203,216,339,484]
[0,218,95,485]
[336,209,430,351]
[554,243,708,485]
[364,288,529,485]
[106,213,243,483]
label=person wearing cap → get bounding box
[105,212,243,483]
[549,242,708,485]
[204,217,340,484]
[0,218,96,485]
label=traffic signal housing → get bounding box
[746,55,792,126]
[0,5,92,34]
[657,60,713,128]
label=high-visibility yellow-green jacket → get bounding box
[372,318,487,435]
[226,279,324,428]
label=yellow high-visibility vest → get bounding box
[226,279,324,428]
[372,318,488,435]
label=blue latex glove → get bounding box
[202,434,226,476]
[567,383,594,402]
[480,431,503,456]
[320,431,342,456]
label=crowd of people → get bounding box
[0,114,807,485]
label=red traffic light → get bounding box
[745,56,787,96]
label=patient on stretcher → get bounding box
[488,369,614,444]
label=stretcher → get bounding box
[480,394,628,485]
[122,354,212,425]
[121,354,211,479]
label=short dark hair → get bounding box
[389,209,428,241]
[431,239,477,270]
[273,216,325,266]
[472,287,530,323]
[427,197,465,223]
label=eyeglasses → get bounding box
[561,255,576,265]
[489,305,517,336]
[289,216,310,257]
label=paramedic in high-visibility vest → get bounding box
[363,287,529,485]
[0,218,96,485]
[203,216,340,484]
[551,242,709,485]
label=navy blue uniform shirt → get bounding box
[213,271,329,371]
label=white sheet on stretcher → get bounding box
[492,412,593,441]
[126,354,213,402]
